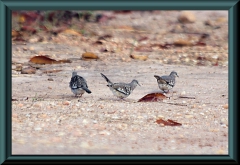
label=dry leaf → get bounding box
[156,118,182,126]
[82,52,99,60]
[138,93,167,102]
[174,39,193,46]
[29,55,71,64]
[130,54,148,61]
[29,55,57,64]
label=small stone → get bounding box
[23,47,28,51]
[223,104,228,109]
[220,118,228,126]
[29,46,35,51]
[82,119,88,124]
[180,91,186,96]
[160,123,165,127]
[80,142,90,148]
[34,127,42,131]
[63,101,70,105]
[48,78,54,81]
[185,115,193,118]
[98,105,104,109]
[157,115,164,119]
[191,104,197,108]
[99,130,111,135]
[200,113,205,116]
[216,149,225,154]
[178,11,196,23]
[215,17,227,23]
[18,103,24,107]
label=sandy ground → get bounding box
[11,10,228,155]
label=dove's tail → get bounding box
[100,73,113,85]
[154,75,161,80]
[82,87,92,94]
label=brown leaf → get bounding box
[29,55,71,64]
[130,54,148,61]
[174,39,193,46]
[82,52,99,60]
[156,118,182,126]
[138,93,167,102]
[29,55,57,64]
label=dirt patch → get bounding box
[12,10,228,154]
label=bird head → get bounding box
[131,79,141,86]
[170,71,179,78]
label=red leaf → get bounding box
[138,93,167,102]
[156,118,182,126]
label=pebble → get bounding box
[178,11,196,23]
[185,115,193,118]
[220,118,228,126]
[223,104,228,109]
[34,127,42,131]
[216,149,225,154]
[63,101,70,105]
[180,91,186,96]
[82,119,88,124]
[99,130,111,135]
[18,103,24,107]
